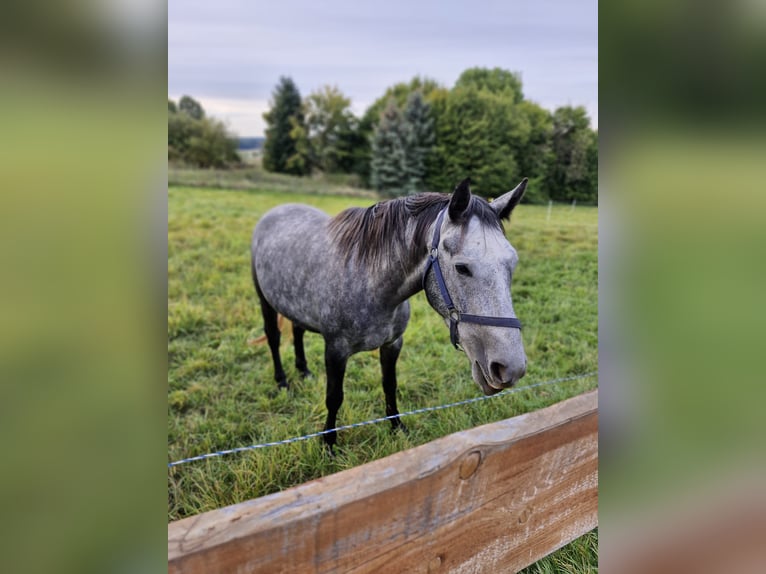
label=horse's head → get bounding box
[423,178,528,395]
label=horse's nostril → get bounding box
[490,361,510,384]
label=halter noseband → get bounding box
[422,208,522,350]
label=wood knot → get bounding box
[428,554,443,572]
[458,450,482,480]
[518,506,533,524]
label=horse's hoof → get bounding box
[391,420,409,435]
[323,442,336,458]
[276,379,289,390]
[299,368,314,379]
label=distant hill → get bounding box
[238,137,265,150]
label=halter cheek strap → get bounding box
[422,208,522,349]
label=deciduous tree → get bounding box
[186,118,239,168]
[425,85,524,196]
[544,106,597,203]
[304,86,357,173]
[168,95,239,167]
[179,95,204,120]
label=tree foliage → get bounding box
[262,77,308,175]
[370,101,409,195]
[304,85,359,173]
[423,69,596,203]
[426,85,526,196]
[401,91,434,192]
[370,92,435,196]
[186,118,240,168]
[356,76,444,186]
[455,67,524,103]
[179,95,204,120]
[543,106,596,203]
[168,96,239,167]
[361,76,443,130]
[167,67,598,204]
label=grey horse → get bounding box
[251,178,528,449]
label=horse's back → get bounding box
[253,203,328,238]
[252,203,329,257]
[251,204,334,332]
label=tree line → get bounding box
[168,96,239,168]
[262,68,598,203]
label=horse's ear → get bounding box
[449,178,472,221]
[490,178,528,220]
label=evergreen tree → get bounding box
[356,77,444,186]
[370,101,409,196]
[402,91,434,193]
[370,93,435,196]
[262,77,308,175]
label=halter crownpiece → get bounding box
[422,208,522,350]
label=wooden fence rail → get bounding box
[169,389,598,573]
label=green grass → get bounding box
[168,163,373,197]
[168,184,598,570]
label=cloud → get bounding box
[169,0,597,135]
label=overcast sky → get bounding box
[169,0,597,136]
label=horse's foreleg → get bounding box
[293,324,313,378]
[253,273,287,389]
[323,343,348,452]
[380,337,407,434]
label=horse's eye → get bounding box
[455,264,472,277]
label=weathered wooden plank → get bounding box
[169,389,598,573]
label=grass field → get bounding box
[168,185,598,571]
[169,163,373,197]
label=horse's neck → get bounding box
[377,218,434,307]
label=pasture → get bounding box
[168,185,598,570]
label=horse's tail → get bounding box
[250,251,259,294]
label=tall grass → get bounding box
[168,184,598,570]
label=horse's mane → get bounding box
[328,193,502,268]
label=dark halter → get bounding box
[422,208,522,350]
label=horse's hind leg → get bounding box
[380,337,407,434]
[292,324,313,378]
[252,268,287,389]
